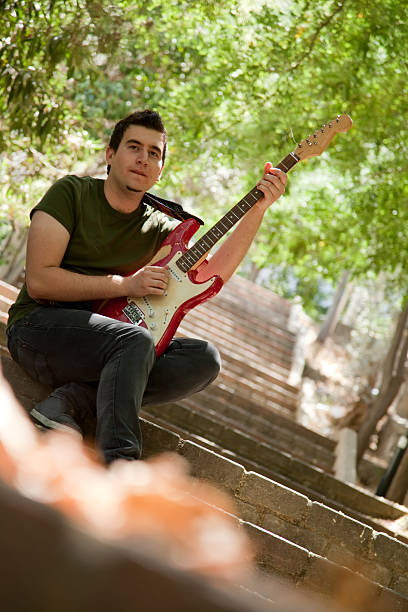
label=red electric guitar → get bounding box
[95,114,352,356]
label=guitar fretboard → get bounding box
[176,151,300,273]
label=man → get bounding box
[6,110,287,464]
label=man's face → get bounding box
[106,125,165,193]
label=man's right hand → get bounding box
[125,266,169,297]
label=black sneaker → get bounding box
[30,407,83,437]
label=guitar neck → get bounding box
[176,151,300,273]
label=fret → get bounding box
[201,236,215,249]
[194,243,207,255]
[219,220,231,231]
[176,150,300,273]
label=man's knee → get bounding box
[200,341,221,383]
[109,323,156,360]
[170,338,221,382]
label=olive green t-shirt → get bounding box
[7,175,179,327]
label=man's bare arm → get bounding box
[26,211,169,302]
[195,165,286,283]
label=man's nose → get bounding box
[136,148,149,163]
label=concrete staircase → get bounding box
[2,276,408,611]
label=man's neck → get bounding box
[104,178,145,213]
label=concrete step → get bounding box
[184,293,297,350]
[141,402,406,525]
[191,385,385,488]
[1,351,51,412]
[0,295,14,313]
[0,279,19,301]
[215,367,298,414]
[200,293,296,346]
[194,385,334,453]
[140,416,408,610]
[179,321,294,383]
[180,313,297,385]
[215,276,293,329]
[182,299,296,362]
[179,315,294,376]
[180,395,335,472]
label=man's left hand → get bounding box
[255,162,287,211]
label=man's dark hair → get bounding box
[107,109,167,174]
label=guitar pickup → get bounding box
[123,302,145,325]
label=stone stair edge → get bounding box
[141,402,406,522]
[140,416,408,607]
[216,369,298,411]
[193,337,299,395]
[214,353,298,397]
[221,277,294,317]
[194,385,386,488]
[0,279,19,301]
[179,312,296,366]
[142,409,407,545]
[224,275,294,305]
[214,380,296,417]
[215,281,293,320]
[194,297,296,343]
[179,317,295,373]
[215,381,297,419]
[178,397,335,471]
[214,377,297,415]
[191,388,336,451]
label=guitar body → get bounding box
[94,219,224,357]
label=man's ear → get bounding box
[157,165,164,181]
[106,147,114,164]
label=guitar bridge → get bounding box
[123,302,145,325]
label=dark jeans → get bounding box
[7,306,221,463]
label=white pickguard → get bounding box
[125,251,216,345]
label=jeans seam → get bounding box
[110,336,121,450]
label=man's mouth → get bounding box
[131,169,147,177]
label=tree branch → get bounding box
[289,0,348,72]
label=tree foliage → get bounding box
[0,0,407,315]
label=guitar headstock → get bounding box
[294,114,352,161]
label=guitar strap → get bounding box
[143,192,204,226]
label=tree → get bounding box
[0,0,407,312]
[357,300,408,463]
